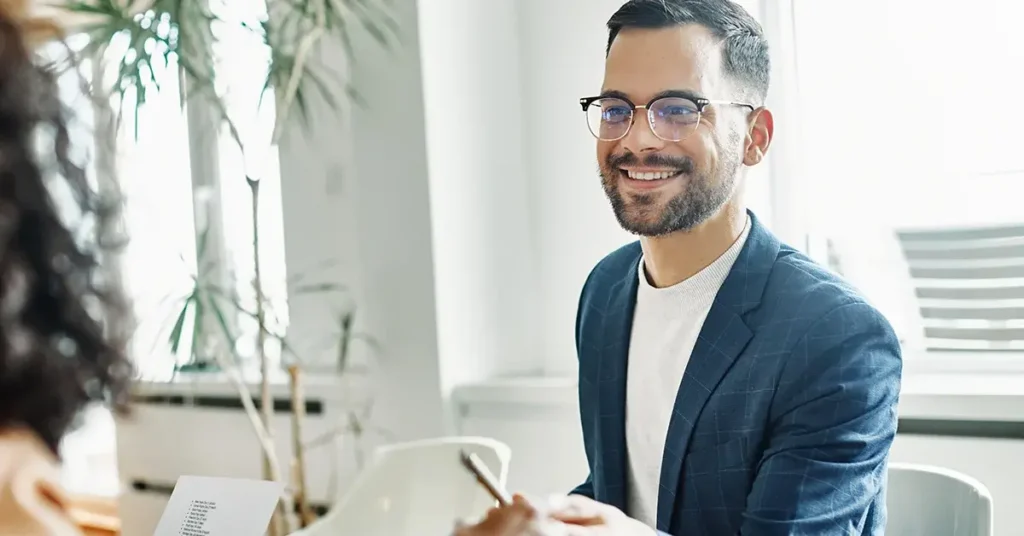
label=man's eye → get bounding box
[662,106,696,116]
[602,107,631,122]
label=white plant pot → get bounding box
[116,372,371,536]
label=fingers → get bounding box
[475,500,538,535]
[511,493,542,515]
[458,494,617,535]
[512,493,533,507]
[453,494,552,536]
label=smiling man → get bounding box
[562,1,903,535]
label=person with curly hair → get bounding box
[0,0,135,534]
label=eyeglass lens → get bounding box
[585,97,701,141]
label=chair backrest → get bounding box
[895,224,1024,351]
[886,463,993,536]
[291,436,511,536]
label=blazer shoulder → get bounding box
[575,241,641,357]
[764,246,891,331]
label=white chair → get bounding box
[291,436,511,536]
[886,463,993,536]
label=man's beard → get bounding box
[600,148,740,237]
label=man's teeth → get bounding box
[625,170,679,180]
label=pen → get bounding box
[459,450,512,506]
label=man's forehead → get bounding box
[602,24,725,101]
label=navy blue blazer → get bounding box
[571,212,902,535]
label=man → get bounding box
[559,0,903,535]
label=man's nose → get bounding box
[620,112,666,154]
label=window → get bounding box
[54,3,289,493]
[210,1,289,374]
[785,1,1024,363]
[105,2,289,380]
[112,33,201,379]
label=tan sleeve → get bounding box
[0,430,83,536]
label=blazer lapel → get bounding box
[595,256,640,512]
[655,212,781,532]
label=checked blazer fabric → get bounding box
[570,211,903,536]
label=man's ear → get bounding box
[744,107,774,166]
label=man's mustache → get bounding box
[607,152,695,173]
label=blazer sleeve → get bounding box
[570,265,599,499]
[0,430,83,536]
[740,302,903,535]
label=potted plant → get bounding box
[47,0,397,533]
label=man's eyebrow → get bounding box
[598,89,631,100]
[650,89,705,102]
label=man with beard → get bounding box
[552,1,903,535]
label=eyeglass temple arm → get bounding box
[703,99,756,111]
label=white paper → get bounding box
[152,475,285,536]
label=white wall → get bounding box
[418,0,641,382]
[418,0,541,394]
[279,0,447,440]
[515,0,639,376]
[280,0,627,440]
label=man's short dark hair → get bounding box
[607,0,771,103]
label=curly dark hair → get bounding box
[0,8,134,454]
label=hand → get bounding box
[548,495,655,535]
[453,495,542,536]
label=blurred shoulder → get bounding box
[0,428,81,536]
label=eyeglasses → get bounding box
[579,94,755,142]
